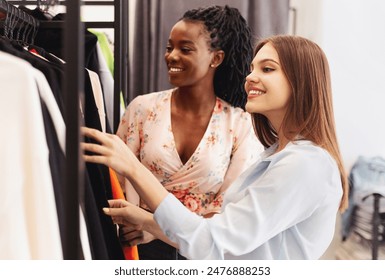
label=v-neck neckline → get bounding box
[168,89,218,166]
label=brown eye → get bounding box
[181,48,192,53]
[263,67,274,73]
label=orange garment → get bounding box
[109,167,139,260]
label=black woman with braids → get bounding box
[114,5,263,259]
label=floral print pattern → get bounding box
[116,89,263,216]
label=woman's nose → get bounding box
[166,49,179,62]
[245,71,260,84]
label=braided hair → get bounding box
[181,5,253,109]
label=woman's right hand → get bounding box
[81,127,139,179]
[82,127,169,212]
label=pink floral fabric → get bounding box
[116,89,263,215]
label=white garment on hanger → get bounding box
[0,51,62,259]
[95,42,115,130]
[87,69,106,132]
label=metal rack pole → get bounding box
[122,0,128,109]
[113,0,122,133]
[63,0,84,260]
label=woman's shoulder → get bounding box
[129,89,173,108]
[271,141,338,174]
[216,98,252,122]
[264,141,341,199]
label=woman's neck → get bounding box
[272,137,289,154]
[172,87,216,114]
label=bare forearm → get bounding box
[123,159,169,212]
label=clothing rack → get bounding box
[0,1,38,25]
[2,0,128,259]
[7,0,128,131]
[0,0,39,43]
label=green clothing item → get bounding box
[88,29,126,128]
[88,29,114,75]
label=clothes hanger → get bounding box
[0,1,39,46]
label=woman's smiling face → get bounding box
[164,20,215,88]
[244,43,292,126]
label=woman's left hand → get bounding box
[103,199,152,230]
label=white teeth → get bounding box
[170,67,183,72]
[249,90,265,95]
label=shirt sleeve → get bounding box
[115,96,144,204]
[116,96,144,157]
[154,146,341,259]
[205,111,264,214]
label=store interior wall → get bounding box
[290,0,385,171]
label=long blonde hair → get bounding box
[252,35,348,211]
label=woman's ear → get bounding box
[210,50,225,68]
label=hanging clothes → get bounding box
[0,50,62,259]
[1,2,127,260]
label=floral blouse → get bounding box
[116,89,263,216]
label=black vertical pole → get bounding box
[122,0,129,109]
[113,0,122,133]
[372,194,380,260]
[63,0,84,259]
